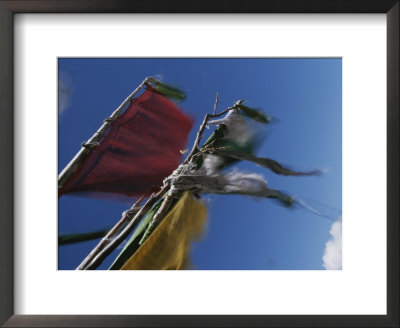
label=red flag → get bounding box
[59,86,193,199]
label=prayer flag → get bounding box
[116,192,207,270]
[59,86,193,198]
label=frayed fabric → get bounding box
[169,169,279,198]
[208,109,260,146]
[197,154,224,176]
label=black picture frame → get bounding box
[0,1,398,327]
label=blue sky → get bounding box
[58,58,342,270]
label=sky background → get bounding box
[58,58,342,270]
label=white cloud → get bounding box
[322,216,342,270]
[58,70,73,114]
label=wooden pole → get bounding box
[76,194,145,270]
[82,185,169,270]
[58,76,158,191]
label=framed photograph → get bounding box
[56,57,343,272]
[1,1,398,327]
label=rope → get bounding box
[81,141,100,149]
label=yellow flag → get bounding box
[121,192,208,270]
